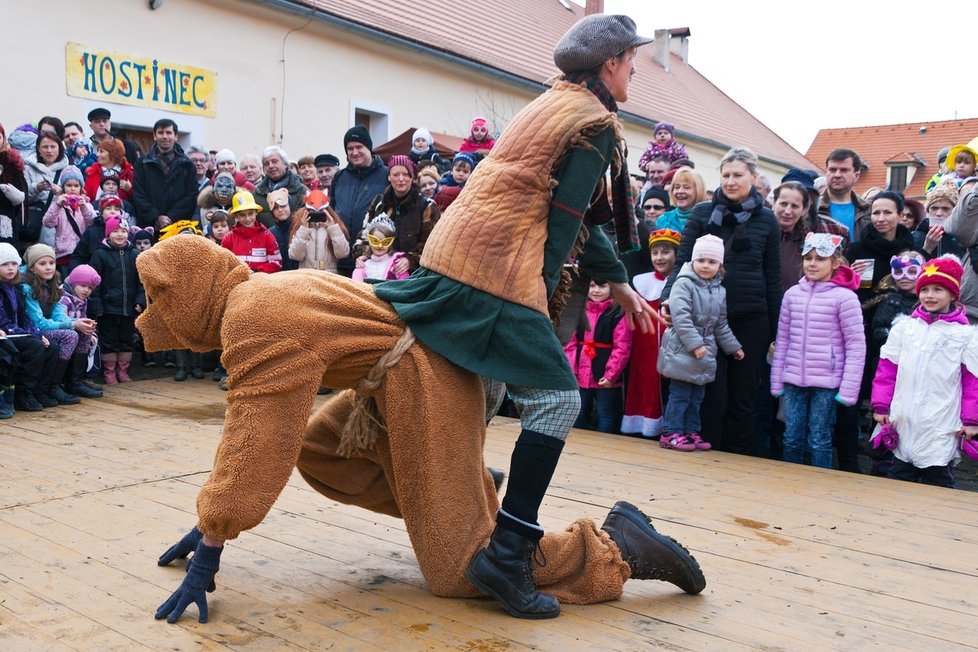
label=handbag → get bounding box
[24,169,62,244]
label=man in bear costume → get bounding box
[149,13,706,623]
[145,236,705,623]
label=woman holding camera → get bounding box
[355,155,440,276]
[287,188,350,274]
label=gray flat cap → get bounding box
[553,14,653,74]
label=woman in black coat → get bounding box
[661,147,781,453]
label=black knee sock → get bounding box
[499,430,565,535]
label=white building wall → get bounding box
[6,0,788,186]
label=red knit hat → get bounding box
[915,254,963,299]
[387,154,418,177]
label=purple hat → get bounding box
[654,122,675,136]
[387,154,419,177]
[67,264,102,288]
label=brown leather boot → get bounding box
[601,501,706,594]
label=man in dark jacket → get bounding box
[132,119,199,230]
[87,107,142,167]
[331,126,388,276]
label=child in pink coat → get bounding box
[771,233,865,468]
[42,165,95,272]
[351,217,410,282]
[564,279,632,433]
[638,122,688,173]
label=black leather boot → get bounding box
[601,501,706,594]
[174,350,189,381]
[488,467,505,492]
[66,355,103,399]
[44,357,80,405]
[465,523,560,619]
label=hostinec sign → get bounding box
[65,43,217,118]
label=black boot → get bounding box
[31,386,58,408]
[601,501,706,594]
[16,387,44,412]
[66,355,103,399]
[488,467,505,492]
[190,352,204,379]
[0,386,13,419]
[465,522,560,619]
[44,357,80,405]
[174,350,188,381]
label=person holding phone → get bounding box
[287,189,350,273]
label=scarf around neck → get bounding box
[708,186,763,252]
[562,72,640,254]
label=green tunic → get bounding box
[374,128,628,390]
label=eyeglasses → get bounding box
[890,255,923,280]
[643,203,666,212]
[366,234,395,248]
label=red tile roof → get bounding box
[289,0,813,168]
[806,118,978,198]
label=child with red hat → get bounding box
[871,254,978,488]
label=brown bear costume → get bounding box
[140,237,705,623]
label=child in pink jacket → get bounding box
[564,279,632,433]
[771,233,866,468]
[42,165,95,273]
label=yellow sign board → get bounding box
[65,42,216,118]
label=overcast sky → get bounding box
[604,1,978,154]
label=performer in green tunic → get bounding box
[374,14,672,618]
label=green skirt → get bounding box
[373,269,577,390]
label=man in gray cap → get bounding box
[375,12,705,619]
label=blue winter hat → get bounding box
[452,152,477,169]
[781,168,818,190]
[60,165,84,186]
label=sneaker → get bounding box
[687,433,712,451]
[659,433,696,451]
[218,376,228,391]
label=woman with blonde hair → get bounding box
[655,166,705,233]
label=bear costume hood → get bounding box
[136,236,251,352]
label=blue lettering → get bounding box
[82,53,97,92]
[119,61,133,98]
[178,71,190,106]
[99,56,117,95]
[131,62,146,100]
[163,69,177,104]
[152,59,159,101]
[192,75,205,108]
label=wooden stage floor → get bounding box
[2,379,977,651]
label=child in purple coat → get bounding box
[771,233,866,468]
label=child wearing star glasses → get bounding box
[770,232,866,468]
[871,254,978,488]
[352,217,410,282]
[869,252,924,350]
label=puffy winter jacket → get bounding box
[563,298,632,388]
[88,240,145,316]
[288,223,350,273]
[42,198,96,259]
[770,266,866,405]
[872,306,978,467]
[662,199,782,335]
[657,263,741,385]
[331,156,389,274]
